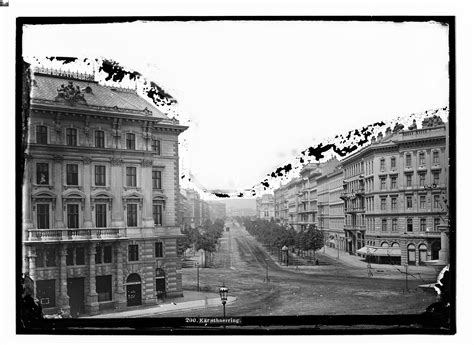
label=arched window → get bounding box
[407,244,416,264]
[419,244,427,263]
[381,242,389,248]
[391,242,400,248]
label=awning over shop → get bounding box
[356,246,377,255]
[356,246,401,257]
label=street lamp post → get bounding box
[281,245,289,266]
[196,263,200,292]
[219,283,229,318]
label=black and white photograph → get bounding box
[1,2,472,341]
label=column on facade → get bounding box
[58,244,70,314]
[27,247,36,296]
[82,159,93,227]
[141,160,154,228]
[53,156,65,228]
[110,160,124,227]
[85,243,99,315]
[23,156,33,231]
[114,242,126,310]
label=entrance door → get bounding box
[156,269,166,300]
[126,273,142,307]
[67,277,85,317]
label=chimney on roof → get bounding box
[385,127,392,136]
[371,136,376,144]
[377,132,383,141]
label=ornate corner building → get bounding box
[22,66,188,317]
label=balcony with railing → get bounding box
[25,227,127,243]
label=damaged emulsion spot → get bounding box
[46,56,78,64]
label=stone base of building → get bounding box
[166,291,184,298]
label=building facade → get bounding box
[22,67,187,317]
[256,194,275,221]
[341,123,448,265]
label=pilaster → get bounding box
[82,157,93,227]
[53,155,65,228]
[85,243,99,315]
[114,242,126,311]
[58,244,70,315]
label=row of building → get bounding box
[21,66,225,317]
[260,118,450,266]
[179,189,226,228]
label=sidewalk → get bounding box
[85,290,237,318]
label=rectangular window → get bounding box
[434,195,441,208]
[420,195,426,209]
[36,249,45,268]
[128,244,139,261]
[391,157,396,169]
[152,139,161,154]
[153,204,163,226]
[434,218,441,229]
[407,218,413,232]
[419,152,425,166]
[406,174,412,187]
[67,204,79,229]
[420,218,427,232]
[37,204,50,229]
[382,219,387,231]
[66,164,79,185]
[433,151,439,164]
[391,176,397,189]
[380,197,386,211]
[66,128,77,146]
[419,173,426,186]
[126,133,135,150]
[36,125,48,144]
[95,165,106,186]
[36,163,49,184]
[433,172,440,185]
[391,198,397,210]
[152,170,162,189]
[406,196,413,209]
[380,177,386,190]
[95,245,103,264]
[392,218,398,232]
[96,275,112,302]
[46,247,56,267]
[126,167,137,187]
[380,158,385,171]
[103,245,112,263]
[66,247,74,266]
[406,154,412,167]
[155,242,164,258]
[127,204,138,227]
[75,247,85,265]
[95,130,105,148]
[95,204,107,227]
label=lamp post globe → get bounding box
[219,283,229,317]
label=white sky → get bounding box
[22,20,449,194]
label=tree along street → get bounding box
[151,222,439,317]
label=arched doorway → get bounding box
[407,244,416,265]
[419,244,428,264]
[156,268,166,301]
[126,273,142,307]
[431,241,441,260]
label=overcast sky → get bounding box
[23,20,449,195]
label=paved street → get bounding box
[145,222,439,317]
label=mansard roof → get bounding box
[31,70,169,120]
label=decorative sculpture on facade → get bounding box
[55,81,87,105]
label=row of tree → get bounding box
[242,218,325,253]
[179,218,226,256]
